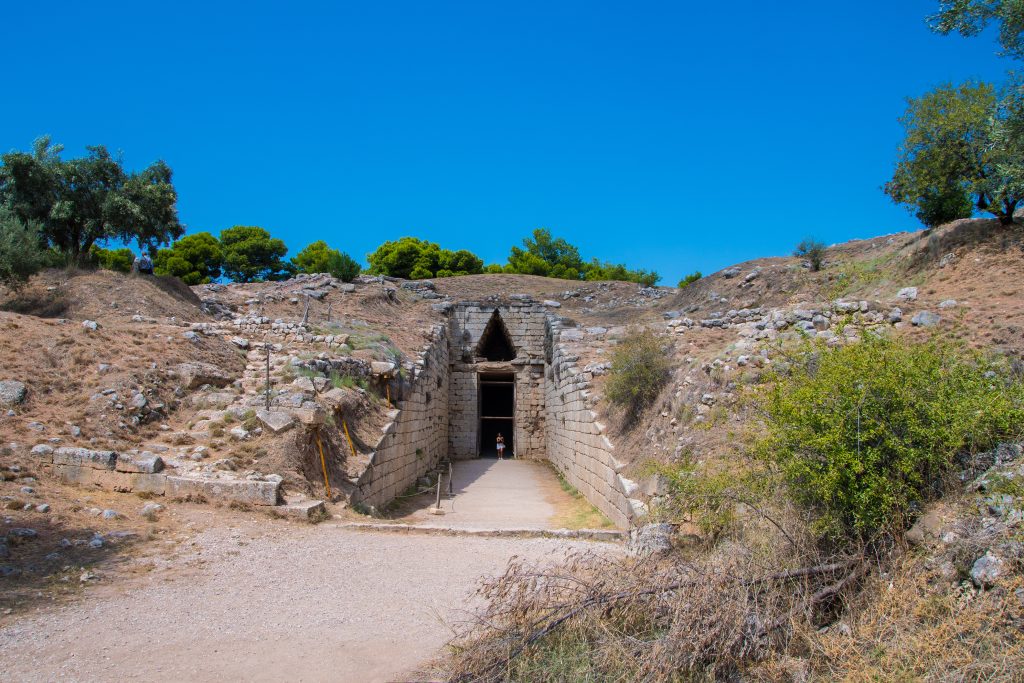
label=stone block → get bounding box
[281,500,327,521]
[115,453,164,474]
[53,447,117,470]
[257,409,296,434]
[165,475,281,506]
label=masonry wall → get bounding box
[543,317,633,529]
[354,323,450,508]
[447,303,547,459]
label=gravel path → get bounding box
[0,521,608,682]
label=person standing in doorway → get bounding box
[496,433,506,460]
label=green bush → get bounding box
[0,207,44,290]
[605,328,671,424]
[756,333,1024,541]
[678,270,702,288]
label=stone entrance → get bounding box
[478,372,514,456]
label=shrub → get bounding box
[756,333,1024,541]
[0,207,44,290]
[794,238,827,271]
[605,328,671,424]
[677,270,702,288]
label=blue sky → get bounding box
[1,1,1011,284]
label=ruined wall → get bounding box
[447,302,547,459]
[543,317,633,529]
[353,323,450,508]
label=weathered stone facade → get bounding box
[447,302,548,459]
[353,323,450,508]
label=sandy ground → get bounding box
[0,520,611,682]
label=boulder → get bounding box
[911,310,941,327]
[971,551,1006,588]
[896,287,918,301]
[0,381,27,406]
[627,523,674,556]
[888,307,903,323]
[174,362,233,389]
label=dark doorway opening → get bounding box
[479,372,515,457]
[477,311,517,361]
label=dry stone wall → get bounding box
[353,323,451,508]
[543,317,633,528]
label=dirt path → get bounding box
[0,520,611,682]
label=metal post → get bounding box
[301,295,310,326]
[326,302,332,322]
[448,462,453,496]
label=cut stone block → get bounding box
[53,447,117,470]
[115,453,164,474]
[257,409,295,434]
[165,475,281,506]
[281,500,327,521]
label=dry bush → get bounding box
[446,547,866,682]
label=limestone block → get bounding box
[54,447,117,470]
[115,453,165,474]
[166,475,281,506]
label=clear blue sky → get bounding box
[1,1,1011,284]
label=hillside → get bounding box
[1,217,1022,680]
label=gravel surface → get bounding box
[0,521,610,682]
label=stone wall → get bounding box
[447,302,547,459]
[353,323,451,508]
[543,317,633,528]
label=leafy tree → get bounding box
[367,237,483,279]
[885,81,1024,225]
[0,207,44,290]
[91,246,134,273]
[291,240,360,281]
[0,136,183,262]
[794,238,827,271]
[757,334,1024,541]
[506,228,584,279]
[219,226,291,282]
[930,0,1024,59]
[915,184,974,228]
[155,232,223,285]
[678,271,702,288]
[483,263,505,274]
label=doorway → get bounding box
[479,372,514,457]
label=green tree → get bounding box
[367,237,483,279]
[930,1,1024,59]
[794,238,827,271]
[0,207,44,290]
[506,229,584,279]
[291,240,361,281]
[0,136,183,262]
[677,271,702,288]
[219,226,290,282]
[91,246,134,273]
[885,81,1023,225]
[155,232,223,285]
[915,184,974,228]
